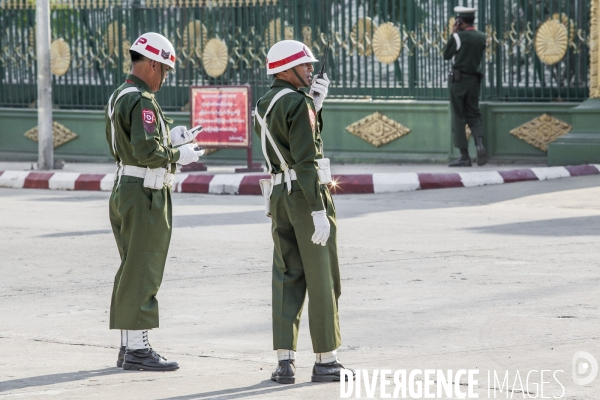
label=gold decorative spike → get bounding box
[350,17,376,56]
[372,23,401,64]
[24,121,78,149]
[509,114,572,152]
[202,38,228,78]
[50,39,71,76]
[534,19,568,65]
[591,0,600,98]
[345,112,410,147]
[183,20,208,57]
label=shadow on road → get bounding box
[0,367,122,392]
[467,215,600,237]
[158,380,313,400]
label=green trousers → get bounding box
[449,74,484,149]
[109,176,172,330]
[270,180,342,353]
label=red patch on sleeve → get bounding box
[142,109,156,124]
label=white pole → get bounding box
[36,0,53,170]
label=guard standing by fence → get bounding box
[106,32,203,371]
[254,40,354,384]
[443,6,488,167]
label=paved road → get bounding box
[1,176,599,399]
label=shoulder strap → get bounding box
[255,88,295,192]
[108,87,140,157]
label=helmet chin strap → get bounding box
[290,66,309,88]
[157,63,166,91]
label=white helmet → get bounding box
[266,40,318,75]
[130,32,176,70]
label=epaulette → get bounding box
[141,91,154,100]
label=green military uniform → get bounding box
[105,74,181,330]
[254,79,342,353]
[443,27,487,149]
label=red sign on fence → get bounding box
[190,85,250,148]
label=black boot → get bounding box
[311,360,355,382]
[271,359,295,384]
[117,346,126,368]
[448,148,472,167]
[122,348,179,371]
[475,136,487,166]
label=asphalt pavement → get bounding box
[1,173,599,399]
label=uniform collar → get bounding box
[125,74,152,93]
[272,78,303,92]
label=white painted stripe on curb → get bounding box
[49,172,80,190]
[0,171,30,188]
[100,174,115,191]
[531,167,570,181]
[459,171,504,187]
[173,173,189,193]
[209,174,245,194]
[593,165,600,173]
[372,172,420,193]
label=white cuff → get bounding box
[277,349,296,361]
[316,349,337,363]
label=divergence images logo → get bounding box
[572,351,598,386]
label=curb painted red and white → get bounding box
[0,165,598,195]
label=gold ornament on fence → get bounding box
[345,112,411,147]
[509,113,571,152]
[551,13,576,45]
[105,21,126,57]
[50,38,71,76]
[182,20,208,57]
[350,17,376,56]
[121,40,131,73]
[202,38,228,78]
[264,18,294,47]
[372,23,401,64]
[24,121,78,148]
[534,19,568,65]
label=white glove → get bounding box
[177,143,204,165]
[310,73,330,112]
[170,125,200,146]
[311,210,330,246]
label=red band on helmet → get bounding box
[145,45,160,55]
[170,55,176,63]
[268,49,308,70]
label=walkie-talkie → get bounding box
[312,41,331,97]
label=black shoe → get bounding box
[122,348,179,371]
[116,346,126,368]
[448,156,472,167]
[271,359,295,384]
[475,137,487,166]
[311,361,355,382]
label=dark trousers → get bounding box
[449,74,483,149]
[270,181,342,353]
[109,176,172,330]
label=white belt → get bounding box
[121,165,146,178]
[273,169,297,185]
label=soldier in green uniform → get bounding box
[106,32,204,371]
[443,6,488,167]
[254,40,354,384]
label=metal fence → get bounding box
[0,0,590,110]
